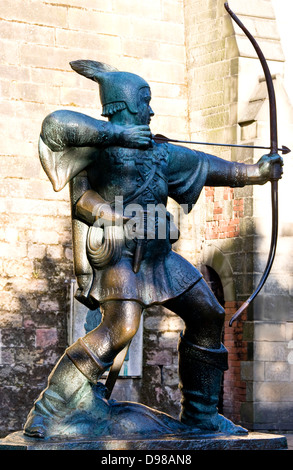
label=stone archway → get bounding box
[200,244,236,303]
[200,264,225,307]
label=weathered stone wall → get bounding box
[239,75,293,430]
[183,0,293,430]
[230,2,293,431]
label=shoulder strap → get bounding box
[121,164,157,206]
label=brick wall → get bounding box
[205,186,243,240]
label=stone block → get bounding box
[59,87,98,109]
[46,245,64,260]
[158,331,179,349]
[230,0,275,19]
[235,36,284,62]
[8,277,49,294]
[27,244,46,260]
[60,0,112,10]
[286,322,293,342]
[163,365,180,387]
[253,381,293,402]
[244,321,288,342]
[254,341,289,362]
[1,0,67,27]
[11,81,60,106]
[114,0,163,20]
[159,43,186,64]
[68,9,127,36]
[0,156,43,180]
[264,361,291,382]
[140,60,186,85]
[0,242,27,259]
[242,401,293,431]
[144,315,165,331]
[132,18,185,45]
[36,328,58,349]
[261,322,287,341]
[241,361,264,381]
[1,20,55,45]
[225,36,239,60]
[64,248,73,261]
[224,76,238,104]
[19,44,73,71]
[0,63,31,83]
[56,29,121,54]
[0,39,19,66]
[122,38,160,61]
[253,295,293,322]
[22,229,59,245]
[241,320,252,341]
[145,348,173,366]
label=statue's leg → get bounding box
[23,300,142,438]
[164,279,247,434]
[67,300,142,384]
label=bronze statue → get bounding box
[23,59,283,440]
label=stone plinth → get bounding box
[0,431,287,451]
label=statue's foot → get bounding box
[23,410,48,439]
[23,392,68,439]
[193,413,248,435]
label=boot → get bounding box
[23,337,112,438]
[178,333,247,434]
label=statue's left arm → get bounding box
[205,152,283,187]
[167,143,283,213]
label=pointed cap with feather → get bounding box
[70,60,150,116]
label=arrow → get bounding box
[152,134,291,155]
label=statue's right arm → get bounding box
[41,110,151,151]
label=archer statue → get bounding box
[23,59,283,439]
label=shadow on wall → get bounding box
[0,254,72,437]
[0,252,184,436]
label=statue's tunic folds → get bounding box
[39,137,209,307]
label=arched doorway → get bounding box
[200,265,225,307]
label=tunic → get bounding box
[39,135,210,307]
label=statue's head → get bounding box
[70,60,154,124]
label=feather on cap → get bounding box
[69,60,118,81]
[69,59,150,115]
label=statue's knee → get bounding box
[194,302,225,324]
[101,301,141,354]
[125,316,140,340]
[217,303,225,318]
[211,303,225,327]
[115,315,140,349]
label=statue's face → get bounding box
[135,87,154,125]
